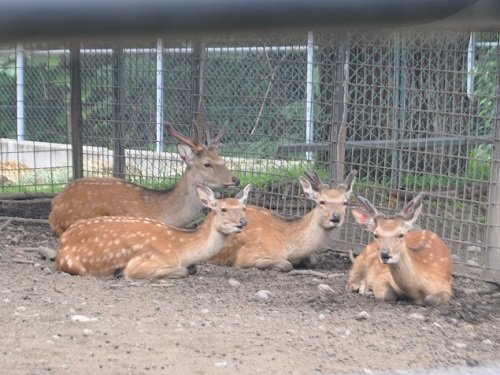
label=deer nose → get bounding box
[331,213,341,223]
[380,248,391,262]
[232,176,240,186]
[239,218,248,227]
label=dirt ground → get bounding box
[0,199,499,375]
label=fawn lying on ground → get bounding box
[347,193,453,306]
[210,171,357,272]
[55,184,250,279]
[49,122,239,236]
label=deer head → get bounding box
[351,192,427,264]
[299,170,357,229]
[197,184,250,235]
[166,122,240,188]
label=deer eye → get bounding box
[373,233,379,239]
[221,208,227,213]
[319,200,326,205]
[203,162,212,168]
[398,233,405,238]
[343,201,348,206]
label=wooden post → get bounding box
[329,36,349,185]
[69,42,83,180]
[112,44,125,179]
[486,54,500,273]
[391,32,405,191]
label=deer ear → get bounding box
[299,176,319,200]
[197,185,217,209]
[177,144,195,165]
[404,204,423,230]
[342,175,356,200]
[351,208,377,232]
[235,184,251,204]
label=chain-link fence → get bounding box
[0,30,499,277]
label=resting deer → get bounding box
[49,122,239,236]
[55,184,250,279]
[210,170,357,271]
[347,193,453,306]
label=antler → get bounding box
[165,122,204,153]
[398,191,427,220]
[304,171,324,191]
[337,169,358,190]
[357,196,384,220]
[206,121,228,146]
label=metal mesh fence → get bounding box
[0,30,499,275]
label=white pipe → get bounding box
[156,38,164,153]
[466,32,476,99]
[305,31,314,161]
[16,43,25,142]
[0,45,309,56]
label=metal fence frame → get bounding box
[0,6,499,281]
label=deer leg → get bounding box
[124,256,189,279]
[346,261,367,293]
[424,291,452,306]
[292,254,319,269]
[254,258,293,272]
[373,282,397,302]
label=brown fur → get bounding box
[55,185,250,279]
[348,200,453,306]
[210,171,356,272]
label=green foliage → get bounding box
[468,144,491,181]
[237,164,329,189]
[473,47,498,135]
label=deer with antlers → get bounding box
[49,122,239,236]
[347,193,453,306]
[210,170,357,271]
[55,184,250,279]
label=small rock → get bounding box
[356,311,370,321]
[409,313,425,321]
[71,315,98,323]
[43,267,53,274]
[255,290,272,301]
[454,342,467,349]
[16,306,26,312]
[466,359,480,367]
[82,329,94,336]
[363,369,374,374]
[228,279,241,287]
[37,246,57,261]
[214,361,228,368]
[318,284,335,302]
[482,339,493,345]
[201,308,209,314]
[318,313,326,321]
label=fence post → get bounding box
[305,31,315,161]
[486,55,500,273]
[69,42,83,179]
[112,44,126,178]
[391,32,406,190]
[16,43,25,142]
[156,38,164,153]
[329,35,349,184]
[191,39,206,141]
